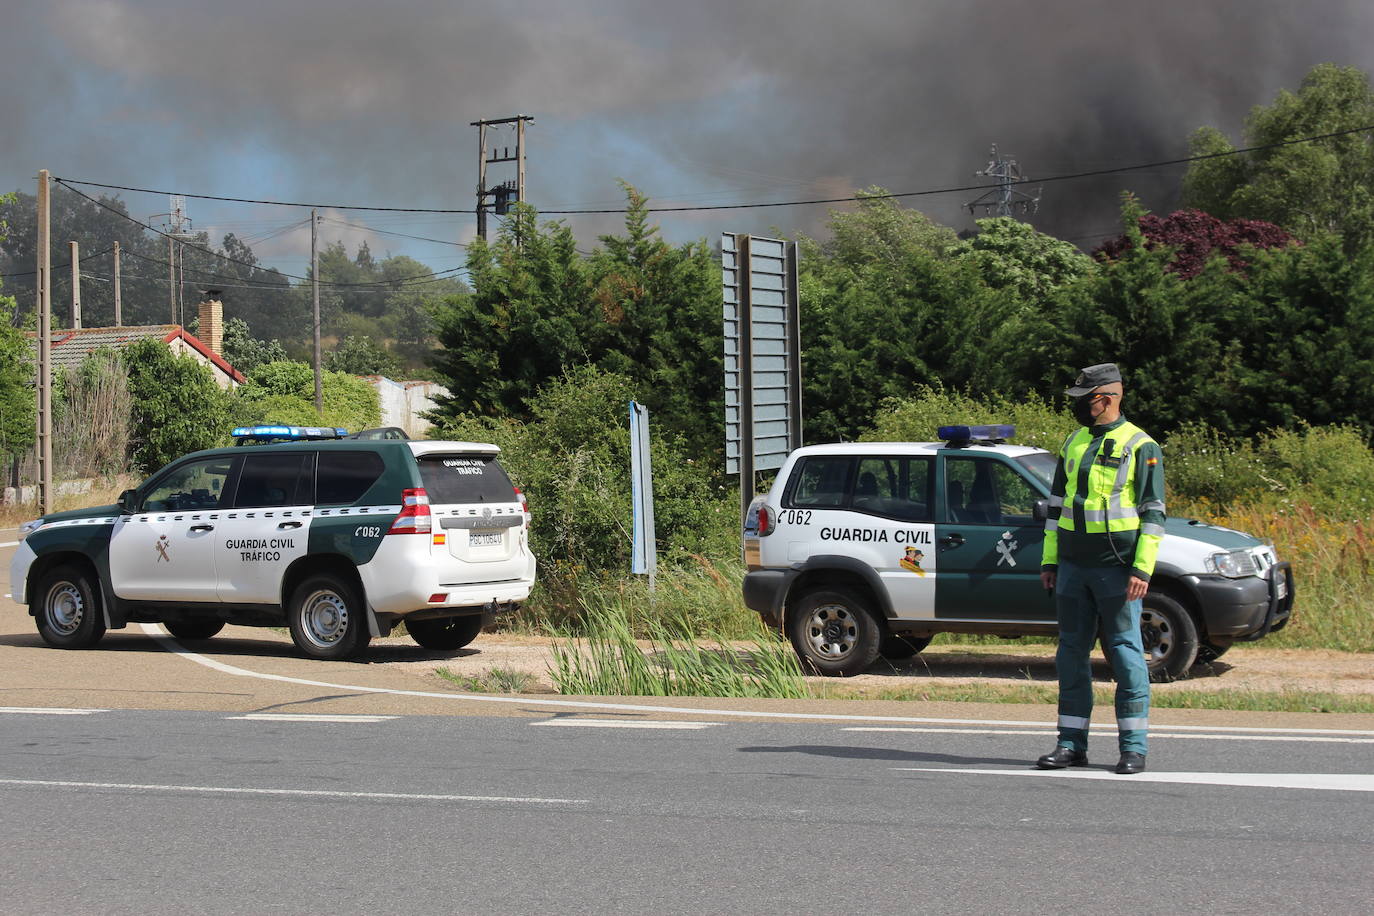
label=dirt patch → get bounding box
[368,634,1374,697]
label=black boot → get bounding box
[1115,752,1146,774]
[1036,747,1088,769]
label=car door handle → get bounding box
[277,521,302,530]
[190,524,214,532]
[940,533,965,547]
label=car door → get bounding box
[214,450,313,604]
[934,453,1053,622]
[107,455,235,602]
[783,454,938,622]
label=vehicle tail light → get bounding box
[758,504,775,536]
[388,488,432,535]
[744,497,775,537]
[514,486,530,518]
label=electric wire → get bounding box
[48,123,1374,216]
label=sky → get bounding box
[3,0,1374,279]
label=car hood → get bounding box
[1165,516,1263,550]
[37,503,122,525]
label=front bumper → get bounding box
[1185,561,1293,641]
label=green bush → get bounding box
[862,385,1075,452]
[434,365,737,591]
[125,339,232,473]
[233,360,382,432]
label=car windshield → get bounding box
[1014,452,1057,489]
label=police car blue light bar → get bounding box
[938,424,1015,443]
[231,425,349,440]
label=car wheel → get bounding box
[288,574,371,660]
[786,589,882,677]
[879,633,933,660]
[407,615,483,651]
[1141,593,1200,683]
[34,565,106,649]
[164,620,225,640]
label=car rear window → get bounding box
[418,455,516,504]
[317,451,386,506]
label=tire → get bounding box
[164,620,225,640]
[287,574,371,660]
[786,589,882,677]
[407,615,483,651]
[879,633,933,660]
[1141,592,1200,683]
[34,565,106,649]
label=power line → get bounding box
[48,123,1374,216]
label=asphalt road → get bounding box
[3,536,1373,914]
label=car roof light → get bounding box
[938,424,1015,445]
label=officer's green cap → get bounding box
[1066,363,1122,397]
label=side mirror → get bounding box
[118,489,139,513]
[1032,499,1049,522]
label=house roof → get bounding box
[28,325,246,384]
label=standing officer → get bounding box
[1037,363,1165,775]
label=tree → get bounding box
[124,339,231,473]
[221,316,289,373]
[0,196,36,466]
[233,359,381,432]
[951,216,1094,301]
[324,335,401,377]
[1182,63,1374,249]
[1094,208,1294,278]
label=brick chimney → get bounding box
[197,290,223,356]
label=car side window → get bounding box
[232,452,311,509]
[854,457,933,522]
[945,456,1041,526]
[141,458,234,512]
[787,456,853,508]
[317,451,386,506]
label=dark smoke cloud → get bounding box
[3,0,1372,254]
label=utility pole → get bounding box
[966,144,1042,218]
[35,171,52,514]
[151,195,194,324]
[113,241,122,326]
[471,115,532,240]
[69,241,81,329]
[312,208,322,415]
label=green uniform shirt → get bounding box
[1040,415,1165,581]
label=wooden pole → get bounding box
[113,241,122,326]
[36,171,52,513]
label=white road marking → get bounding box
[0,777,588,805]
[227,713,397,723]
[136,624,1374,739]
[0,541,18,548]
[846,726,1374,744]
[898,767,1374,793]
[0,707,107,715]
[531,718,714,730]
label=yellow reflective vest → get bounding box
[1041,416,1165,580]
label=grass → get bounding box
[546,584,808,699]
[813,681,1374,714]
[435,666,537,694]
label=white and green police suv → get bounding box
[10,426,536,660]
[742,425,1293,680]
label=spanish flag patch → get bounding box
[1146,457,1158,466]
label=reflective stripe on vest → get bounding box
[1056,422,1154,535]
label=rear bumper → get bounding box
[743,569,796,628]
[359,541,536,615]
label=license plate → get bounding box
[470,530,503,547]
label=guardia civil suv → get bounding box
[742,426,1293,680]
[11,426,536,660]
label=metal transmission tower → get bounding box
[966,144,1041,217]
[149,194,198,324]
[472,115,532,240]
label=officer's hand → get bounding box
[1126,576,1148,602]
[1040,570,1056,591]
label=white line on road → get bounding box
[0,541,18,548]
[226,713,398,723]
[897,767,1374,793]
[0,777,588,806]
[531,718,714,730]
[846,726,1374,744]
[0,707,107,715]
[137,624,1374,739]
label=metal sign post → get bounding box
[723,234,802,520]
[629,401,657,591]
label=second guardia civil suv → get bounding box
[10,426,536,660]
[742,425,1293,680]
